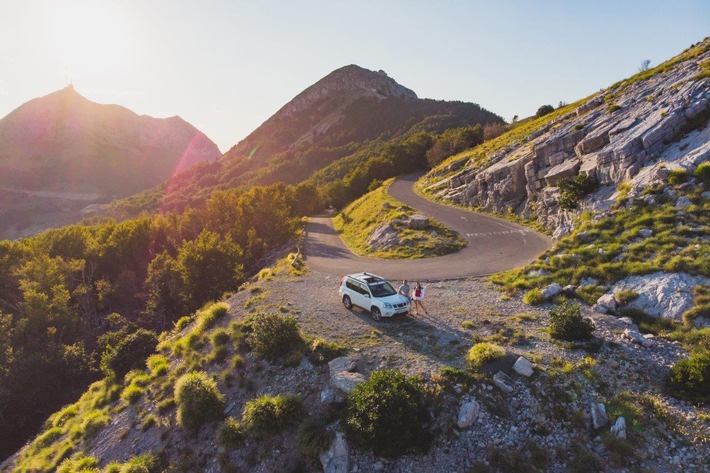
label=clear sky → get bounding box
[0,0,708,152]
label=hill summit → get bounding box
[0,86,221,238]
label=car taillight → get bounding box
[339,277,344,287]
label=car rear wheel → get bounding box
[371,307,382,321]
[342,295,352,309]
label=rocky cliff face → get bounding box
[429,39,710,238]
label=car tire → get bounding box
[342,295,353,309]
[371,307,382,321]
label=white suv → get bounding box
[338,272,411,321]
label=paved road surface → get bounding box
[304,173,551,280]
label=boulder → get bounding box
[675,196,692,208]
[609,272,710,321]
[320,387,347,405]
[328,357,357,377]
[638,228,654,238]
[331,371,366,394]
[512,356,534,377]
[590,402,609,429]
[320,431,350,473]
[594,293,618,314]
[545,159,582,187]
[623,327,653,348]
[542,283,563,300]
[366,223,399,250]
[408,214,430,230]
[581,277,599,287]
[493,371,514,394]
[456,400,481,429]
[610,417,627,439]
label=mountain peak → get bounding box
[271,65,417,122]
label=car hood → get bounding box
[377,294,409,305]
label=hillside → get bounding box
[100,65,503,216]
[0,86,221,239]
[3,43,710,473]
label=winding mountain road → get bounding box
[304,173,552,280]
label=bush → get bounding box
[308,338,347,365]
[523,288,545,305]
[536,105,554,118]
[217,417,245,450]
[174,371,225,432]
[466,343,506,369]
[665,352,710,405]
[197,302,229,332]
[211,328,231,346]
[146,354,169,376]
[667,169,688,185]
[297,417,335,457]
[121,385,144,405]
[549,302,594,341]
[345,370,432,457]
[242,394,304,435]
[558,174,597,210]
[694,162,710,187]
[248,312,305,361]
[102,329,159,379]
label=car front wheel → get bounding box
[342,295,352,309]
[370,307,382,321]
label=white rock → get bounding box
[638,228,654,238]
[610,417,627,439]
[320,431,350,473]
[623,327,653,348]
[331,371,366,394]
[608,272,710,321]
[328,357,357,377]
[320,387,347,405]
[581,277,599,287]
[595,293,618,314]
[457,400,481,429]
[493,371,514,394]
[675,196,692,208]
[542,283,563,300]
[590,402,609,429]
[512,356,534,377]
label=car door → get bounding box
[351,280,370,310]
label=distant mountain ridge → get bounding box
[0,86,221,238]
[106,65,503,215]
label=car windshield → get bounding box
[368,281,396,298]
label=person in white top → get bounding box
[411,281,428,316]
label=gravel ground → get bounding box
[233,269,709,473]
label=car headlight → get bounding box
[383,302,392,309]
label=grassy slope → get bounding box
[332,179,466,259]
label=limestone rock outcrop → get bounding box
[429,39,710,237]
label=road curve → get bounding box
[304,173,552,280]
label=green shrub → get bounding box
[217,417,245,450]
[232,354,245,370]
[694,162,710,187]
[466,343,506,369]
[242,394,303,435]
[211,328,231,346]
[308,338,347,365]
[198,302,230,331]
[174,316,192,332]
[34,427,64,449]
[614,289,639,306]
[665,352,710,405]
[101,329,159,379]
[157,398,176,414]
[558,174,598,210]
[146,354,169,377]
[120,453,159,473]
[345,370,432,457]
[56,453,99,473]
[209,345,229,364]
[175,371,225,432]
[549,302,594,341]
[297,417,335,457]
[668,169,688,185]
[523,288,545,305]
[247,312,305,361]
[121,385,144,404]
[141,415,157,432]
[536,105,554,118]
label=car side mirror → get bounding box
[363,293,370,298]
